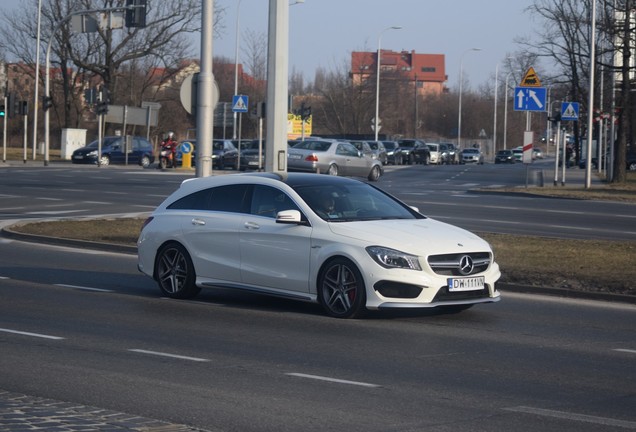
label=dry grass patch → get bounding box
[12,218,144,246]
[481,233,636,295]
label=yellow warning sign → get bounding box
[520,67,542,87]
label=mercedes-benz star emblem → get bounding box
[459,255,474,275]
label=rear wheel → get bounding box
[317,258,366,319]
[367,165,381,181]
[155,243,200,299]
[327,164,339,176]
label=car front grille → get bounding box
[427,252,491,276]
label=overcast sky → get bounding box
[4,0,541,89]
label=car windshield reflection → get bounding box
[293,183,422,222]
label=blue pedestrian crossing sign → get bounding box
[514,87,547,112]
[561,102,579,121]
[232,95,249,113]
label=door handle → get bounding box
[191,218,206,226]
[244,221,260,230]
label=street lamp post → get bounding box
[457,48,481,149]
[232,0,243,141]
[503,70,514,150]
[374,25,402,142]
[493,57,513,153]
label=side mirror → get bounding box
[276,209,307,225]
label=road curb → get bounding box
[1,225,137,255]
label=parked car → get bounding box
[238,139,265,171]
[287,138,383,181]
[461,147,484,164]
[349,140,376,159]
[212,139,239,170]
[366,141,388,165]
[426,143,441,164]
[494,149,516,164]
[533,147,544,159]
[411,141,431,164]
[512,148,523,162]
[71,136,154,167]
[137,173,501,318]
[441,143,459,164]
[628,152,636,171]
[395,139,426,165]
[382,141,400,165]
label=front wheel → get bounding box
[155,243,200,299]
[140,155,151,168]
[317,258,366,319]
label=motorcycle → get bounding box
[158,142,177,169]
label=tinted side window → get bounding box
[168,184,249,212]
[250,185,299,218]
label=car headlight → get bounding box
[87,150,97,156]
[366,246,422,270]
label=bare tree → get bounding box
[0,0,226,141]
[524,0,635,182]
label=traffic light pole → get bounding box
[2,95,6,163]
[43,4,146,166]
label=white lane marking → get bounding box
[26,210,86,215]
[129,349,210,362]
[286,373,381,388]
[0,328,65,340]
[54,284,113,293]
[82,201,112,205]
[504,406,636,429]
[36,197,63,201]
[0,276,9,279]
[614,348,636,355]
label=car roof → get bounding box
[178,172,365,194]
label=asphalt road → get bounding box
[0,237,635,431]
[1,159,635,431]
[1,159,634,241]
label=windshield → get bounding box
[293,182,423,222]
[86,137,120,149]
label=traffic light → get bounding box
[125,0,147,28]
[7,92,15,118]
[0,104,5,117]
[19,101,28,116]
[301,105,312,121]
[43,95,53,111]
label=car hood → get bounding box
[326,218,491,255]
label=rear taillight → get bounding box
[305,154,319,162]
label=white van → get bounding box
[426,142,441,164]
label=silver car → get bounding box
[287,139,383,181]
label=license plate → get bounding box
[447,276,485,292]
[288,154,302,159]
[248,161,259,165]
[73,155,83,159]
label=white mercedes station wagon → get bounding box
[137,172,501,318]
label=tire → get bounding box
[155,243,200,299]
[99,155,110,166]
[408,154,415,165]
[327,164,339,176]
[424,155,430,165]
[317,257,366,319]
[629,162,636,171]
[160,157,167,169]
[140,155,151,168]
[367,165,381,181]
